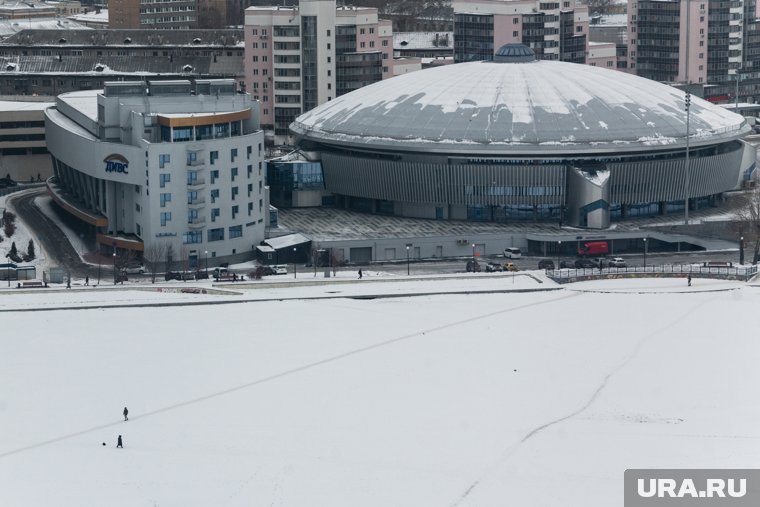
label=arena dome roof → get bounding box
[291,51,750,155]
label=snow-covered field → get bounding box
[1,278,758,506]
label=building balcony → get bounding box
[187,178,206,189]
[188,158,206,167]
[187,217,206,229]
[187,197,205,208]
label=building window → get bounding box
[247,183,253,197]
[231,148,238,162]
[210,170,219,184]
[160,193,171,207]
[252,28,257,35]
[210,150,218,164]
[513,17,519,24]
[183,230,202,244]
[248,202,253,216]
[211,188,219,203]
[513,31,518,37]
[229,225,242,238]
[231,167,238,181]
[159,154,170,168]
[232,186,239,200]
[247,164,253,177]
[382,40,388,47]
[360,28,365,34]
[360,42,365,48]
[232,205,239,219]
[211,207,220,222]
[252,42,258,49]
[208,228,224,242]
[160,211,171,226]
[160,173,171,187]
[247,145,252,159]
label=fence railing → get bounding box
[547,264,758,282]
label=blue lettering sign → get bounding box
[105,160,129,174]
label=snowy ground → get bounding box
[1,277,758,506]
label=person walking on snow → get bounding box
[358,269,362,279]
[117,435,123,448]
[123,407,129,421]
[687,274,692,287]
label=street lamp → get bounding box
[557,240,561,270]
[740,236,744,265]
[643,237,648,270]
[293,247,297,279]
[471,243,475,267]
[112,251,117,285]
[204,250,208,277]
[5,253,9,287]
[684,91,691,225]
[406,245,410,275]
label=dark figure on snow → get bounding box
[358,269,362,279]
[123,407,128,421]
[85,275,89,286]
[117,435,123,448]
[688,274,692,287]
[66,278,71,289]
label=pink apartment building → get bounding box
[244,0,393,144]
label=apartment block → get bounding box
[244,0,393,143]
[452,0,589,63]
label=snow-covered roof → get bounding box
[0,17,89,38]
[68,9,108,24]
[393,32,453,50]
[264,233,311,250]
[292,57,750,155]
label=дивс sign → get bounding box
[104,154,129,174]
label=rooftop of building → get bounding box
[0,99,54,112]
[292,45,748,155]
[67,8,108,24]
[393,32,453,50]
[0,28,243,47]
[0,54,242,76]
[0,17,89,39]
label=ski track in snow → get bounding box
[0,291,580,460]
[449,292,717,507]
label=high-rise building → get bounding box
[452,0,589,63]
[627,0,751,102]
[244,0,393,143]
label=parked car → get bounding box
[273,264,288,275]
[577,241,609,257]
[608,257,627,268]
[538,259,555,270]
[123,264,145,275]
[504,247,522,259]
[465,260,481,272]
[504,262,519,272]
[194,270,209,280]
[559,260,571,269]
[485,262,503,272]
[574,258,597,269]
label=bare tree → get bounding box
[143,241,168,283]
[179,246,190,281]
[734,186,760,264]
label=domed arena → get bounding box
[291,44,755,228]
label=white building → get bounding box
[44,79,267,268]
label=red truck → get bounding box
[577,241,609,257]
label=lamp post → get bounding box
[684,91,691,225]
[204,250,208,277]
[643,237,648,270]
[557,240,561,270]
[293,247,297,279]
[740,236,745,265]
[96,249,101,286]
[112,251,117,285]
[406,245,410,276]
[471,243,475,266]
[5,254,9,287]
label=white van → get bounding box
[504,247,522,259]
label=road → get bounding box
[7,187,747,280]
[8,188,91,277]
